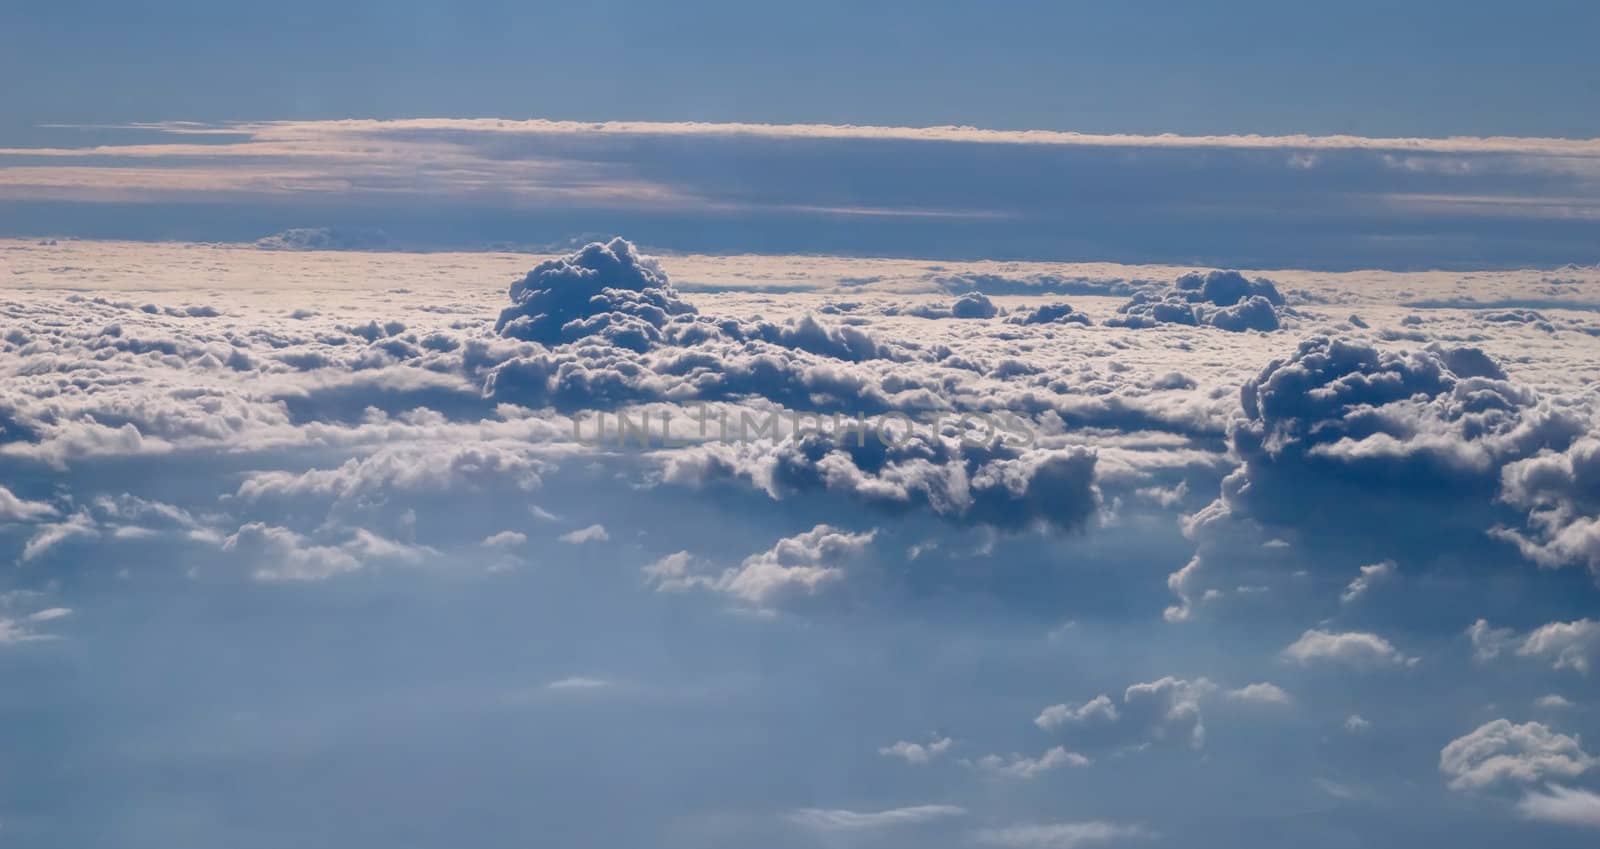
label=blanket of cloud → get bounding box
[4,119,1600,268]
[2,237,1600,849]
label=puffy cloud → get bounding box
[1517,619,1600,674]
[494,237,696,351]
[907,292,1000,320]
[1121,676,1217,749]
[644,525,876,608]
[219,522,430,581]
[480,530,527,548]
[1202,336,1581,560]
[558,523,610,544]
[1517,785,1600,828]
[879,736,954,764]
[666,428,1101,534]
[1470,618,1600,673]
[787,805,966,830]
[1035,694,1120,730]
[1109,271,1288,333]
[1497,438,1600,574]
[1439,719,1595,792]
[1005,302,1093,326]
[1280,629,1416,667]
[1344,714,1373,733]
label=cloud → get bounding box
[1439,719,1596,792]
[546,676,610,690]
[220,522,428,581]
[21,511,97,562]
[1225,682,1293,705]
[879,736,953,764]
[255,227,390,252]
[1340,560,1396,604]
[0,485,57,522]
[1517,619,1600,674]
[970,746,1092,779]
[644,525,876,608]
[1109,271,1288,332]
[1497,438,1600,574]
[558,524,610,545]
[787,805,966,830]
[1344,714,1373,733]
[973,821,1152,849]
[1036,694,1120,730]
[1004,303,1093,326]
[494,237,696,352]
[1281,629,1416,668]
[1470,618,1600,673]
[1517,785,1600,828]
[1198,336,1581,561]
[481,530,527,548]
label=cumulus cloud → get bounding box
[1004,303,1093,326]
[1469,618,1600,673]
[1035,694,1120,730]
[1439,719,1596,792]
[644,525,876,608]
[1281,629,1416,668]
[879,736,953,764]
[1497,438,1600,574]
[494,237,696,351]
[1198,336,1581,560]
[1109,271,1288,333]
[558,524,610,544]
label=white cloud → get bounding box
[1517,785,1600,829]
[481,530,527,548]
[970,746,1092,779]
[546,677,610,690]
[787,804,965,830]
[878,737,953,764]
[1225,682,1293,706]
[558,524,610,545]
[1440,719,1596,792]
[1036,694,1119,730]
[1281,629,1416,668]
[0,485,56,522]
[1340,560,1395,604]
[1518,619,1600,674]
[973,821,1153,849]
[1344,714,1373,733]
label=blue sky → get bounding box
[3,5,1600,848]
[5,0,1598,140]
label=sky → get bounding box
[2,4,1600,848]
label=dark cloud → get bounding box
[495,237,697,352]
[1110,271,1288,332]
